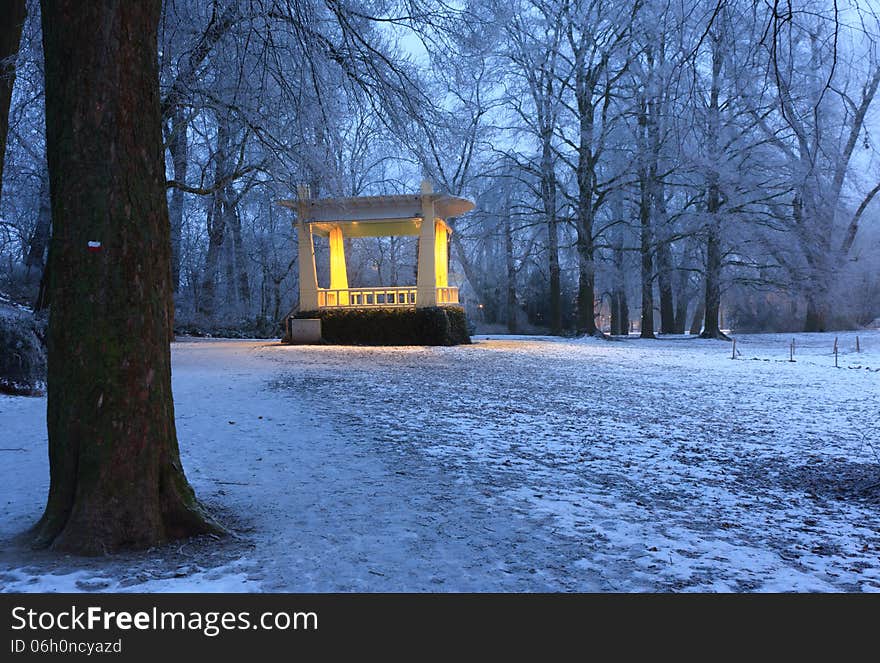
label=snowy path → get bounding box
[173,340,596,591]
[1,332,879,592]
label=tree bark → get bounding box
[575,239,596,335]
[610,242,628,335]
[198,194,225,323]
[547,209,562,333]
[673,264,690,334]
[223,222,236,312]
[801,203,833,332]
[638,149,655,338]
[639,202,654,338]
[230,205,249,312]
[700,36,728,340]
[701,217,726,339]
[617,290,629,335]
[198,113,240,324]
[611,290,629,336]
[27,171,52,310]
[573,63,597,336]
[646,75,675,335]
[0,0,26,203]
[541,136,562,334]
[25,170,52,284]
[36,0,221,554]
[656,242,675,333]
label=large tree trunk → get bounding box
[27,171,52,309]
[610,292,626,336]
[636,95,655,339]
[217,116,248,318]
[547,214,561,333]
[575,239,596,335]
[36,0,221,554]
[573,71,597,337]
[656,242,675,334]
[638,161,655,338]
[0,0,26,202]
[639,221,654,337]
[223,223,236,313]
[198,114,238,324]
[673,264,690,334]
[618,291,629,335]
[701,217,725,339]
[272,275,284,324]
[230,205,250,312]
[801,214,832,332]
[610,243,628,335]
[700,37,728,341]
[541,146,562,334]
[646,79,675,336]
[25,170,52,281]
[198,194,225,323]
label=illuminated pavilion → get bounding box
[279,180,474,343]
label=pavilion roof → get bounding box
[278,192,475,224]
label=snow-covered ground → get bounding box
[1,331,878,592]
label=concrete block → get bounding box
[288,318,322,344]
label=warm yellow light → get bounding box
[329,225,349,305]
[434,221,448,288]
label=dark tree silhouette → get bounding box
[34,0,221,554]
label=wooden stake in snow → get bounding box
[789,338,795,362]
[731,338,737,359]
[856,336,860,353]
[834,337,839,368]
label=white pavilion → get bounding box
[279,180,475,313]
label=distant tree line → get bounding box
[2,0,879,336]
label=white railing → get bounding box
[317,286,459,308]
[436,287,458,304]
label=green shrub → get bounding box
[292,306,471,346]
[174,315,283,339]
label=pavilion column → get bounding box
[328,224,349,305]
[296,184,319,310]
[434,221,449,289]
[416,180,437,307]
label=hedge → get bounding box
[0,309,47,395]
[291,306,471,346]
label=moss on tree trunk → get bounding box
[35,0,222,554]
